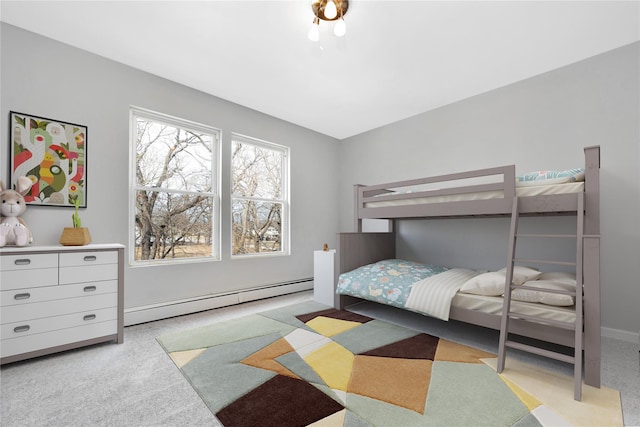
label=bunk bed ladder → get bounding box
[497,193,585,401]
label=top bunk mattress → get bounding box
[364,181,584,208]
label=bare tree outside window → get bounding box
[131,109,219,264]
[231,136,288,256]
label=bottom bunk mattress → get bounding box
[451,293,575,324]
[336,259,576,323]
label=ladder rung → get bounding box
[505,340,576,364]
[511,284,577,296]
[514,258,576,266]
[516,233,577,238]
[507,312,576,330]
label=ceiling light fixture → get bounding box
[308,0,349,41]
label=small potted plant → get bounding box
[59,199,92,246]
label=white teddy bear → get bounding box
[0,176,34,247]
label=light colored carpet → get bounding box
[483,358,623,426]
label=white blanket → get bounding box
[405,268,480,321]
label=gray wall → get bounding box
[0,24,340,308]
[2,23,638,338]
[339,42,640,338]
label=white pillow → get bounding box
[497,266,542,285]
[459,271,509,296]
[572,170,585,182]
[511,279,576,306]
[460,266,541,296]
[538,271,577,286]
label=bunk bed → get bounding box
[333,145,601,389]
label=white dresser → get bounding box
[0,244,124,364]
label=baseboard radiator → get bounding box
[124,278,313,326]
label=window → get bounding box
[231,134,289,257]
[130,107,220,265]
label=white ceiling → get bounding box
[1,1,639,139]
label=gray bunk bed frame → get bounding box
[333,145,601,388]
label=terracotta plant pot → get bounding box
[59,227,92,246]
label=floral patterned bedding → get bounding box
[336,259,449,310]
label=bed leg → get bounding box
[583,236,601,388]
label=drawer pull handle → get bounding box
[14,259,31,266]
[83,314,97,321]
[83,286,97,292]
[14,293,31,300]
[14,325,30,333]
[83,255,97,262]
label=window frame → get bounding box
[230,133,290,259]
[129,106,221,267]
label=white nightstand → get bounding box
[313,249,336,307]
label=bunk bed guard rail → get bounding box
[355,165,517,228]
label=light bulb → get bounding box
[308,19,320,42]
[334,17,346,37]
[324,0,337,19]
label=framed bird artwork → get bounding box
[9,111,87,208]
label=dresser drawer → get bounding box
[59,263,118,285]
[1,253,58,271]
[1,307,117,340]
[1,281,118,307]
[0,254,59,291]
[59,251,118,267]
[0,268,59,291]
[59,251,118,285]
[1,320,118,359]
[1,293,117,324]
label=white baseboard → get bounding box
[125,282,639,349]
[601,326,640,344]
[124,279,313,326]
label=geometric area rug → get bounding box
[157,301,623,427]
